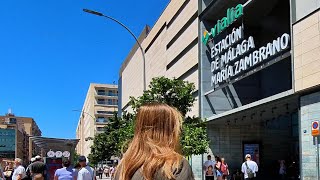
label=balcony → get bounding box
[95,117,109,124]
[96,90,118,97]
[96,111,115,115]
[96,127,106,132]
[96,99,118,107]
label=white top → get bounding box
[77,166,94,180]
[204,160,215,171]
[12,165,26,180]
[241,160,258,178]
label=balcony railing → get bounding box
[96,92,118,97]
[96,118,109,123]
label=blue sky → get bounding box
[0,0,169,138]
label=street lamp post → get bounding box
[72,109,96,121]
[72,110,95,141]
[83,9,147,91]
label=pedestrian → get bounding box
[278,160,286,179]
[54,159,77,180]
[115,103,195,180]
[205,165,214,180]
[241,154,258,180]
[103,167,109,178]
[4,162,14,180]
[12,158,26,180]
[77,156,94,180]
[24,158,36,180]
[221,157,229,180]
[203,155,215,173]
[232,169,242,180]
[215,156,223,180]
[30,156,46,180]
[0,155,6,180]
[97,168,103,179]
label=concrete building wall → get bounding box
[120,0,199,116]
[300,91,320,180]
[293,10,320,92]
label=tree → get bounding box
[88,76,209,163]
[88,112,134,164]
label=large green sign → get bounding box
[202,4,243,45]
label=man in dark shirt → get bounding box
[30,156,47,179]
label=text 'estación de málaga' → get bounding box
[202,4,291,91]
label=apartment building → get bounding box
[76,83,118,157]
[0,111,42,164]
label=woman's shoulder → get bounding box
[172,158,195,180]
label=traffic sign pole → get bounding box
[316,136,320,180]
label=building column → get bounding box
[300,91,320,180]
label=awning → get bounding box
[30,136,79,152]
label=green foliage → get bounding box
[181,117,209,156]
[88,76,209,162]
[130,77,195,116]
[88,113,134,164]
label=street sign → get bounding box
[312,121,320,136]
[55,151,63,158]
[47,151,55,158]
[63,151,70,158]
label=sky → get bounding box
[0,0,169,139]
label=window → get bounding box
[96,117,108,123]
[108,90,118,96]
[97,99,106,105]
[292,0,320,22]
[97,90,105,95]
[96,127,105,132]
[97,111,113,114]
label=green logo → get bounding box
[202,4,243,45]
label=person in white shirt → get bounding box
[12,158,26,180]
[241,154,258,180]
[77,156,95,180]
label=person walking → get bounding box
[115,103,195,180]
[205,165,215,180]
[0,155,6,180]
[12,158,26,180]
[54,159,77,180]
[241,154,258,180]
[97,168,103,179]
[215,156,223,180]
[30,156,46,180]
[4,162,14,180]
[221,158,229,180]
[77,156,94,180]
[103,167,109,178]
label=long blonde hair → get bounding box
[117,103,183,180]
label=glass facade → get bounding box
[291,0,320,22]
[0,129,15,159]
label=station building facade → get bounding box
[200,0,320,179]
[119,0,320,179]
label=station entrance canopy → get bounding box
[30,136,79,153]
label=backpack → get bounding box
[221,163,228,175]
[245,162,254,178]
